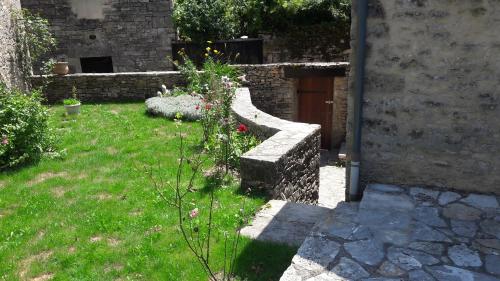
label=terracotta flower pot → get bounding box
[53,62,69,76]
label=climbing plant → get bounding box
[13,8,56,89]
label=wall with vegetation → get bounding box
[349,0,500,194]
[20,0,176,73]
[0,0,24,88]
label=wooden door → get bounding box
[297,77,334,150]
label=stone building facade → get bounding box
[20,0,176,73]
[349,0,500,194]
[0,0,23,89]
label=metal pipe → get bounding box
[349,0,369,201]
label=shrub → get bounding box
[145,95,203,121]
[173,0,239,42]
[0,83,56,170]
[173,0,351,42]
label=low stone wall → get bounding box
[34,63,349,122]
[231,88,321,204]
[33,72,185,103]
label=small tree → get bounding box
[173,0,239,42]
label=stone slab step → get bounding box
[240,200,332,247]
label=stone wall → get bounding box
[260,24,350,64]
[20,0,176,73]
[32,72,185,103]
[349,0,500,194]
[0,0,24,89]
[35,62,349,120]
[232,88,321,204]
[239,63,349,121]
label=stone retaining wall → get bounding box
[34,72,185,103]
[231,88,321,204]
[34,63,349,122]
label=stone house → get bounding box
[20,0,176,73]
[347,0,500,198]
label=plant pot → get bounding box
[53,62,69,76]
[64,103,81,115]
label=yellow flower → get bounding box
[213,49,220,54]
[204,53,209,57]
[207,40,213,44]
[206,47,211,52]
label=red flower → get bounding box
[237,124,248,133]
[205,103,212,110]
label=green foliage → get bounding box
[62,98,80,106]
[173,0,351,41]
[173,0,239,42]
[175,52,259,171]
[63,86,80,105]
[14,9,57,88]
[0,83,56,170]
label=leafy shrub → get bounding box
[145,95,202,121]
[173,0,239,42]
[0,83,56,170]
[173,0,351,42]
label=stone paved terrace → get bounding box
[280,184,500,281]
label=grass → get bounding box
[0,103,296,281]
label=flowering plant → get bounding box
[145,117,251,281]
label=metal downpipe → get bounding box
[349,0,369,201]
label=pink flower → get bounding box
[237,124,248,133]
[1,136,8,145]
[195,105,200,110]
[189,208,199,219]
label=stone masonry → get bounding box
[0,0,24,89]
[20,0,176,73]
[32,72,185,103]
[348,0,500,194]
[281,184,500,280]
[34,63,349,126]
[232,88,321,204]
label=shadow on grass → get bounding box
[233,239,297,281]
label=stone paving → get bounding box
[240,151,346,246]
[280,184,500,281]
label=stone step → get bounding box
[240,200,332,247]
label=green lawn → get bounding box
[0,103,296,281]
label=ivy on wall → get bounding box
[13,9,56,89]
